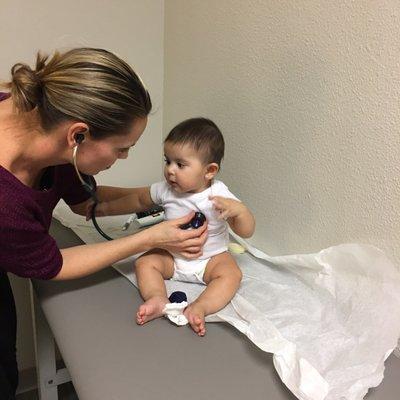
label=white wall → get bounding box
[0,0,164,371]
[164,1,400,265]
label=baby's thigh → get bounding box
[135,249,174,279]
[203,252,243,284]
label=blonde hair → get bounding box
[3,48,152,138]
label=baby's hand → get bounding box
[209,196,245,220]
[85,200,108,221]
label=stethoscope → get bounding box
[72,133,206,241]
[72,133,113,241]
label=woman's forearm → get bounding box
[54,212,208,280]
[96,185,137,202]
[98,186,154,216]
[53,229,152,280]
[101,195,139,215]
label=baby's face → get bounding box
[163,142,209,193]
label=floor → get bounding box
[14,354,400,399]
[16,382,78,400]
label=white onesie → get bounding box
[150,180,240,284]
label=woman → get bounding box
[0,48,207,399]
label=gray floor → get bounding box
[16,382,78,400]
[14,355,400,400]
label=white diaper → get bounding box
[171,257,210,284]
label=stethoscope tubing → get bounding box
[72,144,113,241]
[90,203,113,241]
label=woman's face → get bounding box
[76,117,148,175]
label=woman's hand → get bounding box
[146,212,208,259]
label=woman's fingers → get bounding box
[173,211,196,227]
[178,237,201,248]
[198,226,208,244]
[178,225,207,246]
[155,213,208,258]
[181,220,208,238]
[184,246,202,253]
[182,250,203,259]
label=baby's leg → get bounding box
[135,249,174,325]
[184,252,242,336]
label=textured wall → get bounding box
[164,1,400,265]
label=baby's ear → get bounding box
[205,163,219,181]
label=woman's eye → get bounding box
[118,145,134,154]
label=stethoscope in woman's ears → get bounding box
[72,132,113,241]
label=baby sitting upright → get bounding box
[96,118,255,336]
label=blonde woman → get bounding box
[0,48,207,399]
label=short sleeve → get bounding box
[150,181,168,205]
[56,164,94,206]
[0,200,62,279]
[213,181,241,202]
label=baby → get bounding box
[97,118,255,335]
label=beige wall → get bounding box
[1,0,164,371]
[164,1,400,265]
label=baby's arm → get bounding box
[209,196,255,238]
[96,187,156,216]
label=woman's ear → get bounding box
[205,163,219,181]
[66,122,89,148]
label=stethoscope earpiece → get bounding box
[75,132,85,145]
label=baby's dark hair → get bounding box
[164,118,225,166]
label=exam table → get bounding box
[30,219,400,400]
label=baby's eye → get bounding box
[177,162,185,169]
[164,158,170,165]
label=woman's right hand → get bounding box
[147,212,208,259]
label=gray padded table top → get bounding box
[32,219,400,400]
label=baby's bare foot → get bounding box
[184,303,206,336]
[136,296,169,325]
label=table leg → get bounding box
[30,285,59,400]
